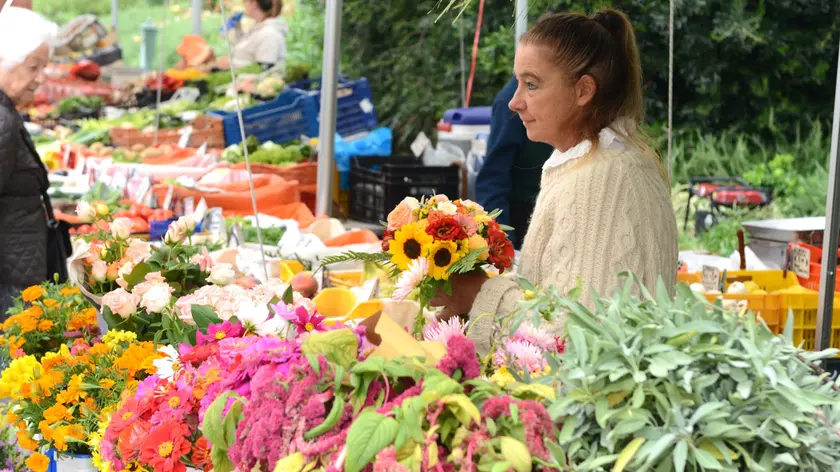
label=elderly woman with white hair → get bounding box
[0,7,58,317]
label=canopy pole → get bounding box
[192,0,202,35]
[815,36,840,352]
[514,0,527,50]
[666,0,674,180]
[153,0,168,146]
[111,0,118,31]
[315,0,343,217]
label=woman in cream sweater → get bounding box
[432,9,679,355]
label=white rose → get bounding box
[402,197,421,211]
[165,215,197,245]
[437,201,458,215]
[208,263,236,286]
[76,201,96,223]
[102,288,138,320]
[140,282,174,314]
[91,260,108,282]
[110,217,134,240]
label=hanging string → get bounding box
[667,0,674,179]
[464,0,485,107]
[153,0,169,146]
[459,17,466,108]
[219,0,269,280]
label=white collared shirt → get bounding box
[542,118,634,172]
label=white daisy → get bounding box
[393,257,428,302]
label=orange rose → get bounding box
[386,197,420,231]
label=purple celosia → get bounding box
[436,335,481,380]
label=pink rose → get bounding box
[139,282,173,314]
[190,246,214,272]
[125,239,152,263]
[103,288,139,320]
[386,197,420,231]
[91,260,107,282]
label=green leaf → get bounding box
[345,412,400,472]
[192,304,223,331]
[319,251,392,270]
[447,248,487,275]
[499,437,532,472]
[202,391,243,449]
[694,449,723,470]
[673,440,688,472]
[101,306,125,330]
[282,284,294,305]
[441,394,481,427]
[124,262,152,289]
[300,328,359,368]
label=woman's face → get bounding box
[0,43,49,105]
[509,43,594,150]
[244,0,265,20]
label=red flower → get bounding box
[117,420,151,464]
[426,216,467,242]
[141,422,192,472]
[487,228,514,273]
[555,338,566,354]
[382,228,395,251]
[106,397,147,442]
[191,436,211,468]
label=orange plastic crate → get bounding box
[787,242,840,292]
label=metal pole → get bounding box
[514,0,527,51]
[192,0,202,35]
[153,0,168,146]
[667,0,674,179]
[459,17,466,108]
[815,37,840,352]
[315,0,342,217]
[111,0,118,31]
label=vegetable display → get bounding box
[222,136,312,166]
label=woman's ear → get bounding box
[575,74,597,107]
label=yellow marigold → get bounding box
[56,374,87,405]
[99,378,116,389]
[60,286,81,297]
[38,320,54,332]
[5,411,19,425]
[0,354,38,399]
[53,424,85,452]
[26,451,50,472]
[102,330,137,347]
[39,420,54,442]
[115,343,157,377]
[16,429,39,451]
[42,299,58,308]
[89,343,111,356]
[44,404,73,424]
[489,366,515,389]
[21,286,45,302]
[35,370,65,399]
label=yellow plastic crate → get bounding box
[778,291,840,351]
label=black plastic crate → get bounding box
[349,156,461,224]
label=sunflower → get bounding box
[427,240,463,281]
[389,222,433,270]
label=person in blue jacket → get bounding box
[477,77,554,249]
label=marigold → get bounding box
[0,354,38,399]
[39,420,55,443]
[42,299,58,308]
[60,286,81,297]
[102,330,137,347]
[38,320,55,332]
[29,305,44,318]
[57,374,88,404]
[22,285,45,302]
[16,429,39,451]
[44,403,73,424]
[26,452,50,472]
[17,314,37,334]
[89,343,111,356]
[99,378,116,389]
[116,343,158,377]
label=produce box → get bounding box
[209,89,319,146]
[34,77,114,105]
[786,242,840,292]
[289,77,378,138]
[110,115,225,149]
[230,162,317,192]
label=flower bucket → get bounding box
[46,449,96,472]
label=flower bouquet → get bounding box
[0,330,160,472]
[322,195,515,336]
[0,281,99,361]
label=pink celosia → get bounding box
[423,317,467,344]
[436,335,481,380]
[511,321,556,352]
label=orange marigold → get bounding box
[89,343,111,356]
[99,378,116,389]
[43,404,72,424]
[25,452,50,472]
[21,286,45,302]
[28,306,43,318]
[60,287,81,297]
[16,314,37,334]
[16,429,39,451]
[42,299,58,308]
[116,343,158,377]
[38,320,54,332]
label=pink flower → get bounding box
[386,197,419,231]
[291,308,326,334]
[191,245,214,272]
[102,288,139,319]
[197,321,245,345]
[125,239,152,263]
[436,335,481,380]
[511,321,556,352]
[139,282,174,314]
[454,213,478,237]
[423,317,467,344]
[91,259,107,282]
[495,339,547,373]
[393,257,428,302]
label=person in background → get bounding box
[432,9,679,355]
[477,77,554,249]
[218,0,288,71]
[0,7,57,317]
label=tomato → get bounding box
[77,224,90,233]
[69,227,77,235]
[131,218,150,233]
[114,209,130,219]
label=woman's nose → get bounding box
[509,89,525,112]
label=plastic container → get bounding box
[349,156,461,224]
[110,115,225,149]
[436,106,492,157]
[209,89,318,146]
[288,77,378,138]
[786,242,840,292]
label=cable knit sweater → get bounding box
[468,140,679,355]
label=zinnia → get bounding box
[140,422,191,472]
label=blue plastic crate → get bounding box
[208,89,319,146]
[289,77,378,138]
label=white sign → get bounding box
[410,131,432,158]
[702,265,721,293]
[162,185,175,210]
[62,145,72,168]
[194,198,208,224]
[183,197,195,215]
[134,176,152,204]
[790,245,812,279]
[178,126,194,148]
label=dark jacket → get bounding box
[476,77,553,249]
[0,90,49,287]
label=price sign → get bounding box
[162,185,175,210]
[193,198,208,224]
[134,176,152,204]
[790,245,812,279]
[702,265,721,293]
[62,145,72,168]
[410,131,432,158]
[178,126,194,148]
[183,197,195,215]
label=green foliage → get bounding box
[536,277,840,471]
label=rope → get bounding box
[464,0,485,107]
[219,0,269,280]
[153,0,168,146]
[667,0,674,179]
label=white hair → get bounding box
[0,7,58,70]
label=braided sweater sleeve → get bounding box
[467,146,678,355]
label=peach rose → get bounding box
[91,260,107,282]
[110,217,134,240]
[102,288,138,320]
[125,239,152,263]
[386,197,419,231]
